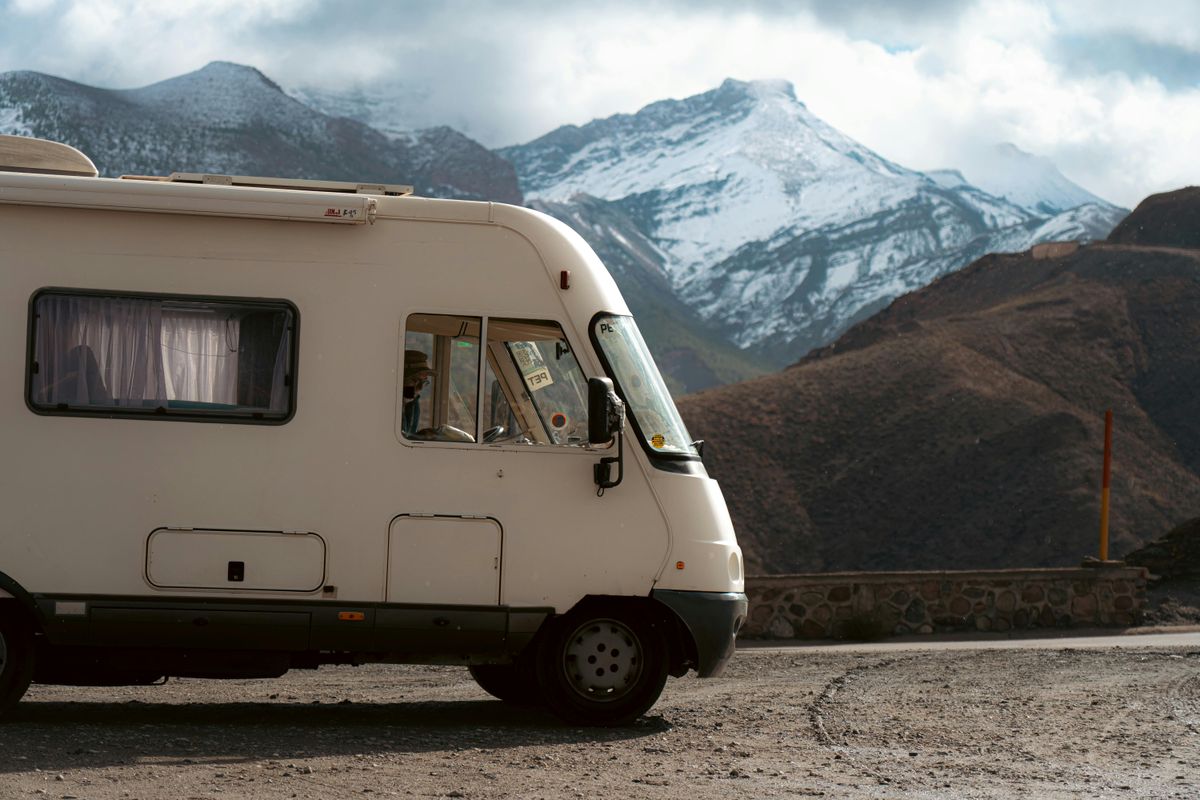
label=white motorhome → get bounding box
[0,135,746,725]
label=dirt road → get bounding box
[2,635,1198,799]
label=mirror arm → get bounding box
[594,431,624,497]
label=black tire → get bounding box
[0,606,35,718]
[467,663,541,706]
[535,602,669,726]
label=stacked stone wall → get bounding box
[1031,241,1081,259]
[743,567,1147,640]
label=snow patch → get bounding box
[0,106,32,136]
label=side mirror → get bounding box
[588,377,625,495]
[588,377,625,444]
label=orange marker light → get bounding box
[338,611,365,621]
[675,561,686,570]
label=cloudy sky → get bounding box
[2,0,1198,207]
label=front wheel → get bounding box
[535,604,668,726]
[0,607,35,718]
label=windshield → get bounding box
[593,315,698,457]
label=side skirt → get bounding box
[31,594,551,685]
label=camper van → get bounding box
[0,135,745,725]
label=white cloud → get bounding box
[9,0,57,12]
[0,0,1198,206]
[0,0,317,87]
[1051,0,1200,49]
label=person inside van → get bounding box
[401,349,435,436]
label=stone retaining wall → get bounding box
[743,567,1148,640]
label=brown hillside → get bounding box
[1124,516,1200,581]
[1107,186,1200,249]
[679,229,1200,574]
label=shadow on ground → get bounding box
[0,699,670,774]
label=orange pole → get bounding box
[1099,409,1113,561]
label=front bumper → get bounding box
[652,589,747,678]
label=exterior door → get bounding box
[386,515,501,605]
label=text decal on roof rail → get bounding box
[325,207,363,220]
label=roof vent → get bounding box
[0,135,98,178]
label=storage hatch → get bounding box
[387,515,501,605]
[146,528,326,592]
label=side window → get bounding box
[487,319,589,446]
[401,314,589,447]
[402,314,480,442]
[28,289,296,422]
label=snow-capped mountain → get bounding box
[502,79,1126,364]
[963,143,1117,216]
[504,79,1028,273]
[0,62,520,203]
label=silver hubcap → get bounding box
[562,618,642,702]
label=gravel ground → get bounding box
[1,644,1199,799]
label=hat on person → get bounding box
[404,349,436,385]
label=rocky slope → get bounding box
[679,191,1200,574]
[0,62,520,203]
[1124,515,1200,625]
[1107,186,1200,249]
[1125,517,1200,580]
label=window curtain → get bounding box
[34,296,166,407]
[33,297,258,409]
[160,311,239,405]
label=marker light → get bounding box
[338,611,365,621]
[676,561,685,570]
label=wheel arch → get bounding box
[0,571,44,634]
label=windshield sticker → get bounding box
[511,341,539,371]
[524,366,554,391]
[550,412,569,430]
[651,434,666,449]
[510,341,556,391]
